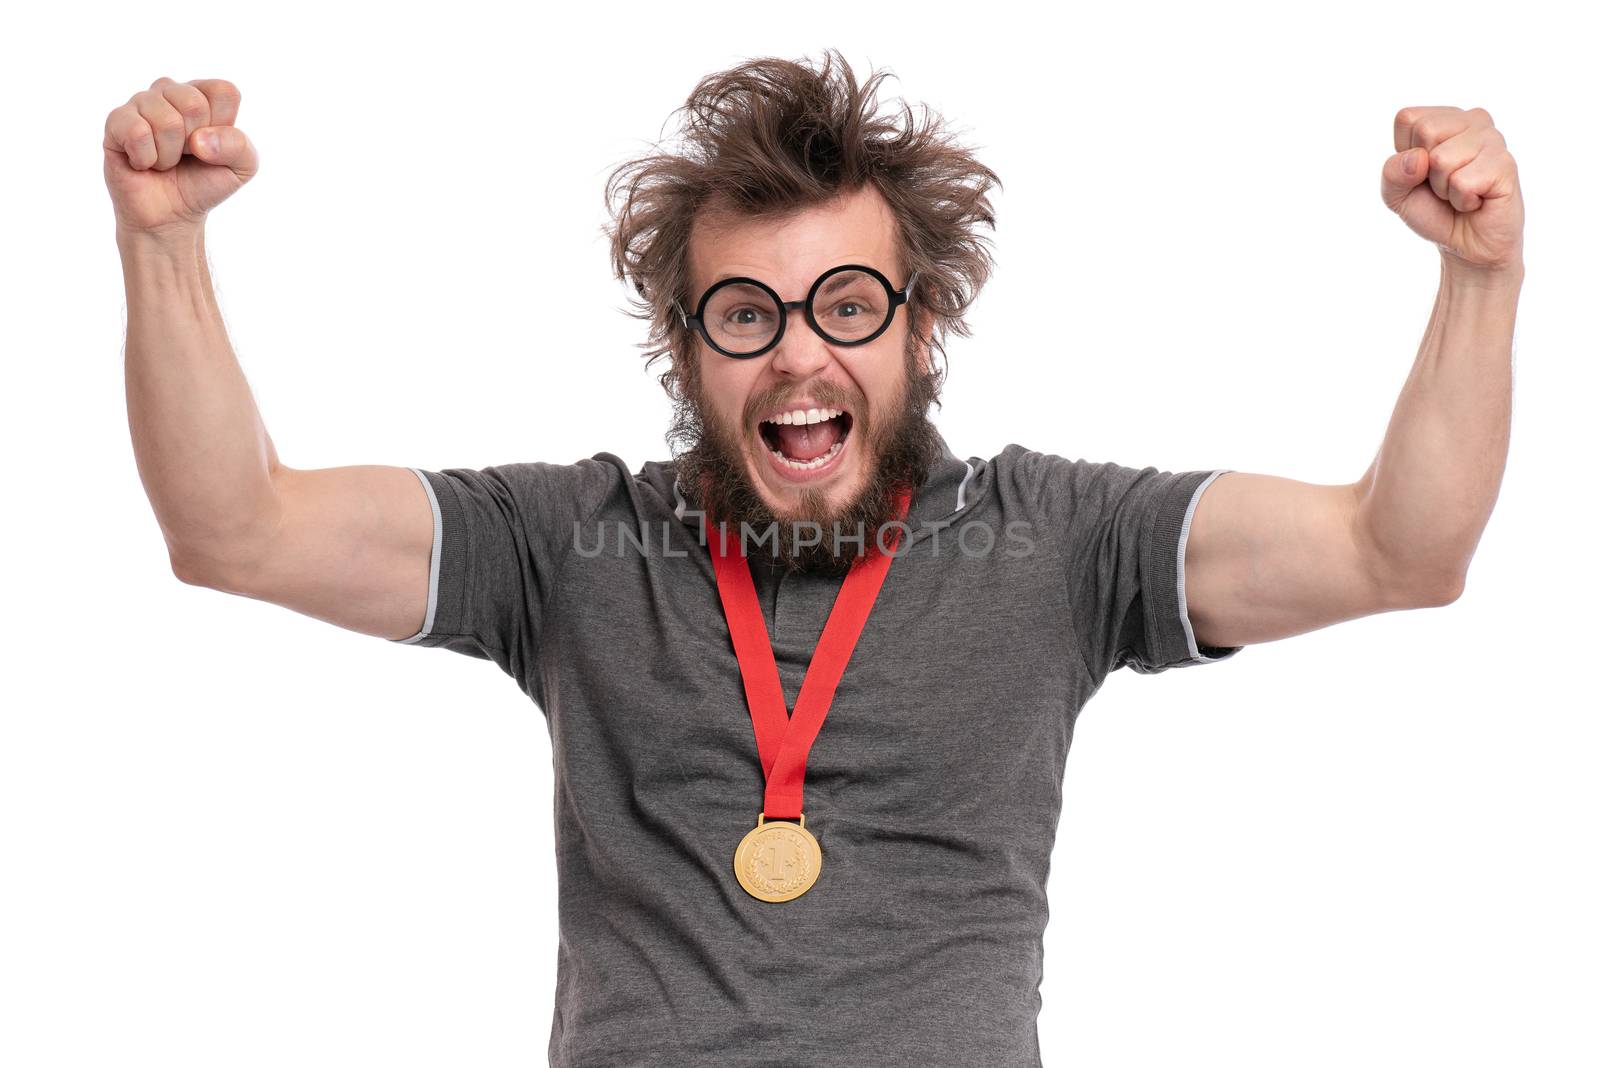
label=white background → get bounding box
[3,2,1595,1065]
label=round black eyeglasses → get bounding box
[673,263,918,359]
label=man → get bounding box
[106,50,1523,1068]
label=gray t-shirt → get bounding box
[392,429,1241,1067]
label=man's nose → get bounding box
[768,302,832,377]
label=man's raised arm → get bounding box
[109,76,435,641]
[1182,105,1525,650]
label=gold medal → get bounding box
[733,813,822,902]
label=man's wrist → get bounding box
[116,220,205,260]
[1439,251,1524,294]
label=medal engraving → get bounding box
[734,813,822,902]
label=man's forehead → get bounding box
[687,186,901,295]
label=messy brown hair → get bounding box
[602,48,1002,406]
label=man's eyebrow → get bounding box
[705,265,880,290]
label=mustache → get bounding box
[743,383,865,429]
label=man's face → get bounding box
[671,184,943,575]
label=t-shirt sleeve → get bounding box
[1021,450,1243,685]
[389,458,622,689]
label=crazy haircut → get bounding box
[602,48,1002,417]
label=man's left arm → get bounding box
[1183,105,1525,650]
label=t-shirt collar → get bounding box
[900,427,976,540]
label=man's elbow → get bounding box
[1406,568,1468,609]
[170,547,240,591]
[170,552,213,588]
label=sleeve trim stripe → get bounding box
[1177,469,1232,662]
[393,466,444,644]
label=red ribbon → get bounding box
[708,490,913,820]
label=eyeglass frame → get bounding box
[672,263,918,360]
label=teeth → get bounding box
[769,438,845,471]
[768,406,843,426]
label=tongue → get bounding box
[775,418,843,462]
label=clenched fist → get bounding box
[103,77,259,236]
[1382,106,1524,275]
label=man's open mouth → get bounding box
[757,407,854,472]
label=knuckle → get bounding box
[1470,106,1494,125]
[1411,117,1442,145]
[168,86,210,121]
[210,79,242,105]
[148,109,185,136]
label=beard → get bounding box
[668,335,944,578]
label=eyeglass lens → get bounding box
[703,269,891,355]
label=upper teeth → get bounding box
[766,407,844,426]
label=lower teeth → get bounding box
[770,438,844,470]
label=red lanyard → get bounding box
[708,490,913,820]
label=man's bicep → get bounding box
[1181,471,1416,649]
[184,463,444,644]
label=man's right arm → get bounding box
[121,224,436,642]
[107,76,433,642]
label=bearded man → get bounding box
[107,47,1523,1068]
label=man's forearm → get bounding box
[120,223,282,574]
[1354,255,1524,599]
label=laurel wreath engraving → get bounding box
[746,828,813,893]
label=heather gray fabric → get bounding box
[392,429,1241,1067]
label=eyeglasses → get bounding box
[673,263,917,359]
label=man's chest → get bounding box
[540,546,1088,837]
